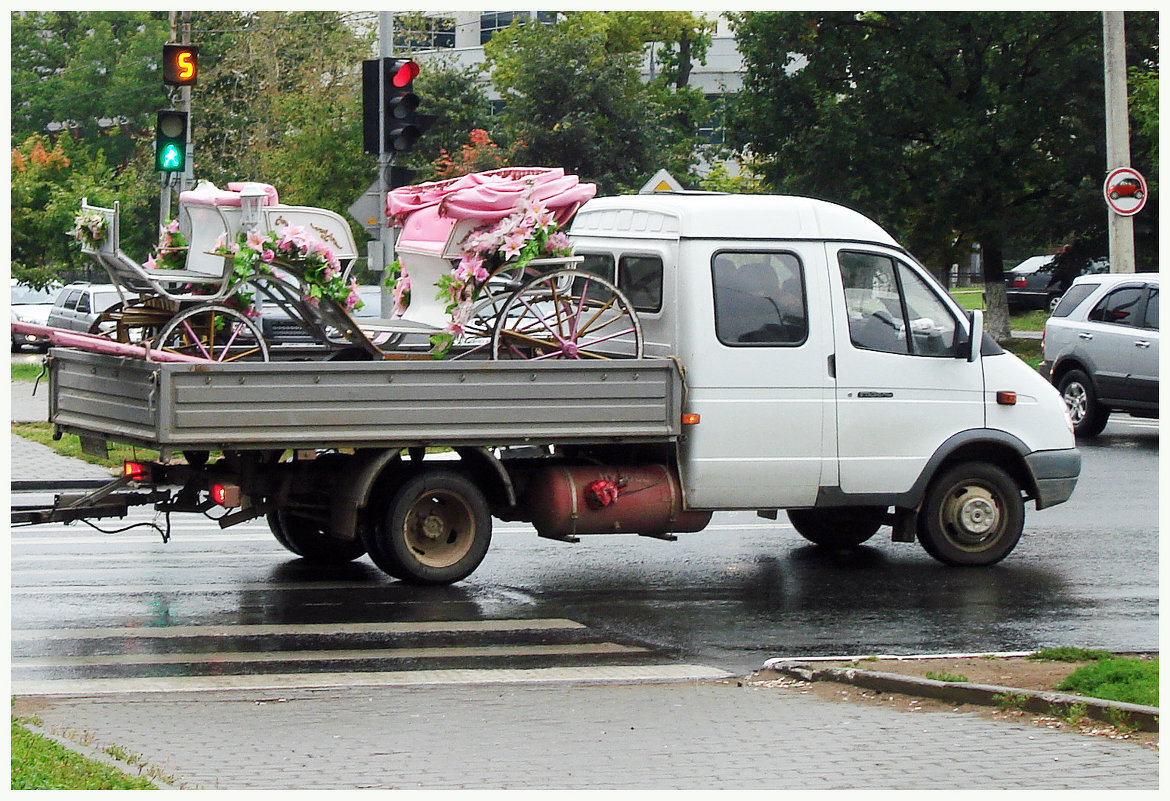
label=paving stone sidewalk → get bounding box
[20,680,1158,790]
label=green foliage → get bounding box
[992,692,1029,711]
[485,18,661,194]
[1028,647,1115,663]
[12,422,152,471]
[924,670,970,683]
[11,718,158,790]
[728,11,1160,280]
[1056,657,1159,707]
[408,54,494,179]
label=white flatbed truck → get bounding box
[15,192,1080,584]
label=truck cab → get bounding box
[570,192,1080,564]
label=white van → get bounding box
[569,193,1080,565]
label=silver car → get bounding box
[45,283,122,333]
[1040,272,1159,436]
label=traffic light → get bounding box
[385,58,421,152]
[163,44,199,87]
[155,110,188,172]
[361,57,431,155]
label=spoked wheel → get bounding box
[490,269,643,360]
[88,299,176,345]
[154,303,270,362]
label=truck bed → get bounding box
[47,349,683,454]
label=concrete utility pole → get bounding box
[1102,11,1135,273]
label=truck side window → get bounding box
[711,251,807,346]
[619,255,663,313]
[839,251,957,357]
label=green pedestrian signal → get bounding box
[155,110,188,173]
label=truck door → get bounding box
[679,245,834,509]
[829,247,984,496]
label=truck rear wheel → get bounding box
[266,509,367,564]
[786,507,885,548]
[918,462,1024,566]
[366,470,492,585]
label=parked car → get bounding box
[45,283,122,333]
[1040,272,1159,437]
[11,279,62,351]
[1004,256,1109,313]
[259,284,383,344]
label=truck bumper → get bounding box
[1025,447,1081,509]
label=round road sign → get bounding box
[1103,167,1148,216]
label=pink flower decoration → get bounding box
[260,249,275,263]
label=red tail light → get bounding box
[1012,277,1027,288]
[123,461,152,481]
[212,483,242,508]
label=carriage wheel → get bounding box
[489,269,643,360]
[88,299,176,345]
[154,304,270,362]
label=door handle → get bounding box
[1078,332,1094,340]
[1135,340,1151,349]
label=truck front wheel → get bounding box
[366,470,492,585]
[266,509,367,564]
[918,462,1024,566]
[786,507,884,548]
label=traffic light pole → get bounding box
[376,11,396,277]
[160,11,194,231]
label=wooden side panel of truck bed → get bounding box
[48,350,682,452]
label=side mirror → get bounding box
[967,309,983,362]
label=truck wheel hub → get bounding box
[420,513,447,541]
[957,493,997,534]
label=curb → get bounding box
[762,662,1159,733]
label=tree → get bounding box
[406,54,494,180]
[484,16,662,194]
[11,133,156,283]
[730,11,1158,340]
[10,11,171,170]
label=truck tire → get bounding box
[367,470,492,585]
[786,507,884,548]
[1057,369,1110,437]
[266,509,367,563]
[918,462,1024,566]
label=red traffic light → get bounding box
[391,59,419,88]
[163,43,199,86]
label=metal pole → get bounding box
[376,12,396,296]
[160,11,178,232]
[179,11,193,196]
[1103,11,1135,273]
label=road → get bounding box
[10,416,1158,694]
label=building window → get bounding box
[480,11,557,45]
[394,15,455,51]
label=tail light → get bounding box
[1012,277,1027,288]
[123,461,152,481]
[212,482,242,508]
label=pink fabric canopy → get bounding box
[179,181,280,207]
[387,168,596,255]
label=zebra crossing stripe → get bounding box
[11,663,733,697]
[10,619,586,641]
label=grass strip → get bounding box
[11,421,155,471]
[11,718,157,790]
[1056,657,1159,707]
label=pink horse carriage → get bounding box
[65,167,642,362]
